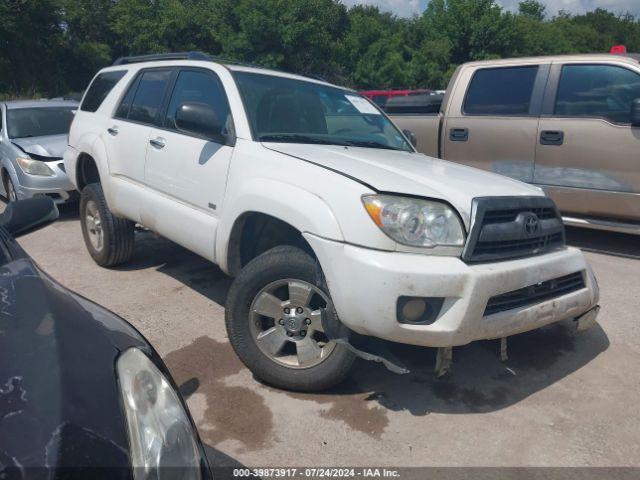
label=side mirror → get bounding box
[631,98,640,127]
[175,102,226,143]
[403,129,418,148]
[0,197,58,238]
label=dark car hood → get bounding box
[0,257,149,472]
[12,135,68,160]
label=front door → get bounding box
[443,64,548,183]
[143,68,235,261]
[535,62,640,223]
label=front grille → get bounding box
[484,271,585,316]
[463,197,565,263]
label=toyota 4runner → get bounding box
[64,52,600,391]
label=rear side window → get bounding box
[464,66,538,116]
[164,69,233,135]
[555,64,640,123]
[121,69,173,125]
[80,70,126,112]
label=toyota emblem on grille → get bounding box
[524,213,540,236]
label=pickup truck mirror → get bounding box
[0,197,58,238]
[175,102,227,143]
[402,129,418,148]
[631,99,640,127]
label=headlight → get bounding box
[117,348,202,479]
[16,157,55,176]
[362,195,465,247]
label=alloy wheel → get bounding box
[249,278,336,369]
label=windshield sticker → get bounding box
[345,95,381,115]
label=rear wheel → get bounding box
[225,246,356,392]
[80,183,134,267]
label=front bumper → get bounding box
[305,234,599,347]
[15,160,77,203]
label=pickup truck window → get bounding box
[555,64,640,124]
[464,66,538,116]
[164,69,233,135]
[119,69,173,125]
[234,72,412,152]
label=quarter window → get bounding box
[164,69,233,136]
[122,69,172,125]
[464,66,539,116]
[555,64,640,124]
[80,70,126,112]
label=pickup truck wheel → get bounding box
[80,183,134,267]
[226,246,356,392]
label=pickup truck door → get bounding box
[143,68,234,261]
[103,68,173,222]
[442,64,549,183]
[534,62,640,224]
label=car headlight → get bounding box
[117,348,202,479]
[362,194,465,247]
[16,157,55,176]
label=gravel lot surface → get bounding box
[14,203,640,470]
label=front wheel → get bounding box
[80,183,134,267]
[4,175,17,202]
[225,246,356,392]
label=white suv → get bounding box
[64,52,600,391]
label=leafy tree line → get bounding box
[1,0,639,98]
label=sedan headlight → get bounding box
[16,156,55,176]
[363,195,465,247]
[117,348,202,479]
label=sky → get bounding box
[341,0,640,17]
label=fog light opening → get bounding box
[397,296,444,325]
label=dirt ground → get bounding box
[16,203,640,470]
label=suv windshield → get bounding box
[7,107,75,139]
[233,72,412,152]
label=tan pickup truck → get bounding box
[390,54,640,235]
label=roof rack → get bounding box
[112,51,210,66]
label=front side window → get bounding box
[7,107,75,139]
[80,70,126,112]
[234,72,412,152]
[555,64,640,124]
[464,66,539,116]
[164,69,233,136]
[123,69,173,125]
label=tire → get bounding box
[80,183,134,267]
[3,174,17,202]
[225,245,356,392]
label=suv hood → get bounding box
[12,134,67,160]
[265,143,543,225]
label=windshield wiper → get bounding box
[258,134,348,146]
[342,140,404,151]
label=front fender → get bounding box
[216,178,344,274]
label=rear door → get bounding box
[104,68,174,221]
[143,67,235,260]
[443,63,549,183]
[534,62,640,223]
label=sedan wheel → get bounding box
[5,177,17,202]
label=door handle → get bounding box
[540,130,564,146]
[449,128,469,142]
[149,137,166,149]
[107,126,119,136]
